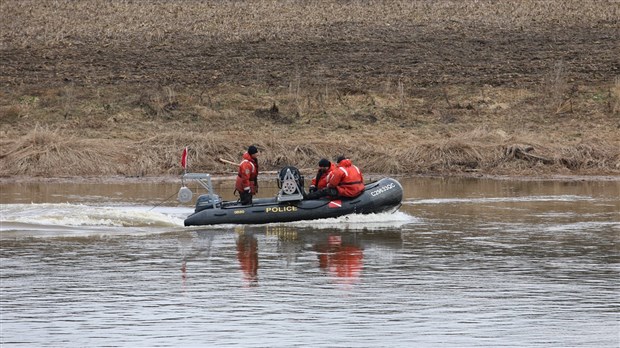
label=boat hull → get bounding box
[184,177,403,226]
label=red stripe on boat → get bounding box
[328,200,342,208]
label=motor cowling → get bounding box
[195,194,222,213]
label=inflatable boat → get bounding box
[179,166,403,226]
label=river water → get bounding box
[1,176,618,347]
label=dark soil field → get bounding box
[1,0,619,180]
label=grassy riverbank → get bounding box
[1,0,619,180]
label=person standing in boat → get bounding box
[236,145,259,205]
[309,158,336,193]
[305,156,364,199]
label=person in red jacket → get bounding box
[309,158,336,193]
[305,156,364,199]
[328,156,364,198]
[235,145,259,205]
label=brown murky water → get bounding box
[1,177,618,347]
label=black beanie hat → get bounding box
[248,145,258,155]
[318,158,331,168]
[336,155,346,163]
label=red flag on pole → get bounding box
[181,147,188,169]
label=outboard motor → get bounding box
[194,194,222,213]
[276,166,305,202]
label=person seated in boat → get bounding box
[305,156,364,200]
[308,158,336,193]
[235,145,259,205]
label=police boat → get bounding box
[179,166,403,226]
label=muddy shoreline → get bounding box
[2,173,618,185]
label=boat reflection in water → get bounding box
[236,232,259,287]
[188,225,403,288]
[314,235,363,284]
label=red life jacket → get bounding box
[235,152,258,194]
[328,159,364,198]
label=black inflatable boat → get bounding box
[179,167,403,226]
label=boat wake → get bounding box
[282,211,419,230]
[1,203,418,237]
[0,203,191,236]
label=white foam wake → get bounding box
[276,211,419,230]
[0,203,189,229]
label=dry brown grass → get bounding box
[3,124,617,178]
[1,78,619,177]
[1,0,619,178]
[0,126,127,176]
[612,77,620,115]
[556,137,620,171]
